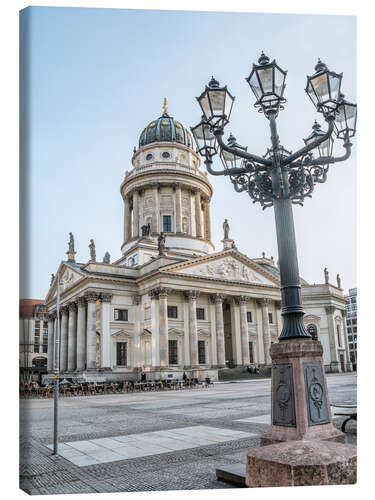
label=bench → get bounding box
[331,404,357,432]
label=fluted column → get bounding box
[149,288,160,368]
[185,290,200,367]
[257,298,271,365]
[203,199,211,241]
[47,314,55,372]
[85,292,99,370]
[236,296,249,365]
[60,306,69,372]
[76,297,86,371]
[213,294,225,368]
[174,183,182,233]
[325,305,339,369]
[152,183,159,234]
[100,293,113,369]
[194,189,202,238]
[133,295,142,369]
[123,194,131,243]
[158,288,169,368]
[67,302,77,371]
[341,310,352,371]
[132,190,139,238]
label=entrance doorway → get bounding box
[339,354,345,372]
[223,301,234,367]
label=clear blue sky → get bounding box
[20,7,356,299]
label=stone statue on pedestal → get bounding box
[336,273,341,288]
[66,232,76,262]
[158,232,166,256]
[68,232,74,252]
[103,252,110,264]
[324,267,329,284]
[223,219,230,239]
[89,239,96,262]
[50,273,55,286]
[141,222,151,237]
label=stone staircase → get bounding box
[218,366,271,382]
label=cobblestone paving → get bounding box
[20,373,357,495]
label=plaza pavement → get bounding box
[20,372,357,495]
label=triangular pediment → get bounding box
[45,261,86,303]
[161,250,279,287]
[112,329,133,339]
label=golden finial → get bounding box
[163,97,168,115]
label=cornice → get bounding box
[120,169,213,198]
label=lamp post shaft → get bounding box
[268,111,310,340]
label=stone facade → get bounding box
[44,108,351,382]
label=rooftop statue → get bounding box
[223,219,230,240]
[89,239,96,262]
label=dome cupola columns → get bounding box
[120,100,214,260]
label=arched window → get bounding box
[32,357,47,368]
[307,324,318,340]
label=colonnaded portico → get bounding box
[45,101,351,382]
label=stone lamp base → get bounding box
[246,440,356,487]
[260,339,346,446]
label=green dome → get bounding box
[139,99,194,149]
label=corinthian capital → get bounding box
[209,293,225,304]
[234,295,248,306]
[76,296,86,307]
[256,298,271,307]
[100,293,113,303]
[85,292,100,303]
[184,290,200,300]
[68,302,77,312]
[60,305,69,315]
[325,305,336,315]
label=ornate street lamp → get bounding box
[246,52,287,116]
[303,121,334,159]
[220,133,247,170]
[196,76,235,128]
[190,116,218,157]
[334,93,357,139]
[305,59,342,114]
[191,53,356,450]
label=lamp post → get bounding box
[191,53,356,449]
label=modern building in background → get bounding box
[19,299,49,380]
[43,104,352,382]
[345,287,357,370]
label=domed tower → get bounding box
[119,99,214,266]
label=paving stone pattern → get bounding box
[20,373,357,495]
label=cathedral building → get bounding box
[45,102,351,382]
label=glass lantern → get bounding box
[246,52,287,116]
[303,121,334,158]
[196,76,235,128]
[191,117,218,158]
[306,59,342,114]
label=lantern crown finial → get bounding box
[208,76,220,88]
[227,133,236,145]
[258,52,270,65]
[315,58,328,73]
[312,121,321,131]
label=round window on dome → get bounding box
[162,152,170,159]
[146,153,153,161]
